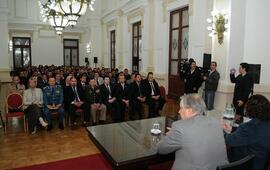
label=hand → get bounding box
[74,102,82,107]
[96,103,101,108]
[55,104,61,109]
[203,76,207,80]
[223,122,233,133]
[237,100,244,107]
[230,68,236,74]
[108,99,114,103]
[47,105,53,110]
[141,97,146,102]
[193,87,196,91]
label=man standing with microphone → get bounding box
[230,63,254,123]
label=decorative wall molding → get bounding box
[9,29,34,42]
[61,32,82,43]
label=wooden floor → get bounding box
[0,99,179,170]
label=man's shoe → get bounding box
[59,123,64,130]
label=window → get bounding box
[168,7,189,97]
[63,39,79,66]
[110,30,116,69]
[169,7,189,76]
[132,21,142,73]
[13,37,31,69]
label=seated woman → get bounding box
[223,94,270,170]
[23,77,48,134]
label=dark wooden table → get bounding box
[87,117,174,170]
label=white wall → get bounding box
[243,0,270,85]
[6,0,103,68]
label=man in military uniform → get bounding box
[85,78,106,126]
[43,76,64,131]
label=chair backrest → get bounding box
[6,93,23,108]
[159,86,166,97]
[216,155,255,170]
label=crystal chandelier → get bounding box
[55,0,95,26]
[38,0,95,34]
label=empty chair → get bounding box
[217,155,255,170]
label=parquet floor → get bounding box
[0,99,179,170]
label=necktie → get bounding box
[73,86,80,102]
[138,83,142,96]
[107,85,111,94]
[51,87,54,94]
[150,82,156,95]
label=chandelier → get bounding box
[55,0,95,26]
[38,0,95,34]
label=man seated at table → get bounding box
[115,73,129,122]
[43,76,65,131]
[100,76,120,122]
[129,74,146,120]
[85,78,106,125]
[66,77,91,126]
[158,94,228,170]
[143,72,165,118]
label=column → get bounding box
[0,0,11,82]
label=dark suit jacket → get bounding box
[184,67,202,93]
[224,118,270,170]
[143,80,161,100]
[205,70,220,91]
[114,83,129,102]
[129,81,146,101]
[100,84,116,104]
[84,86,102,104]
[66,85,86,104]
[230,73,254,103]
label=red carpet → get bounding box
[11,154,173,170]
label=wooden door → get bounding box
[168,7,189,98]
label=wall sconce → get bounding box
[207,10,229,45]
[8,40,13,52]
[86,41,92,56]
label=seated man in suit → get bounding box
[144,72,165,118]
[115,73,129,121]
[85,79,106,125]
[158,94,228,170]
[66,77,91,126]
[43,76,65,131]
[129,74,146,120]
[6,75,25,97]
[100,76,120,122]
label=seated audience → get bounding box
[123,68,131,80]
[100,76,120,122]
[6,75,25,96]
[43,77,65,131]
[115,73,129,121]
[37,74,48,89]
[129,74,146,119]
[78,74,88,90]
[158,94,228,170]
[23,77,48,134]
[85,79,106,125]
[126,72,136,85]
[66,77,91,126]
[94,72,104,86]
[223,94,270,170]
[144,72,165,118]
